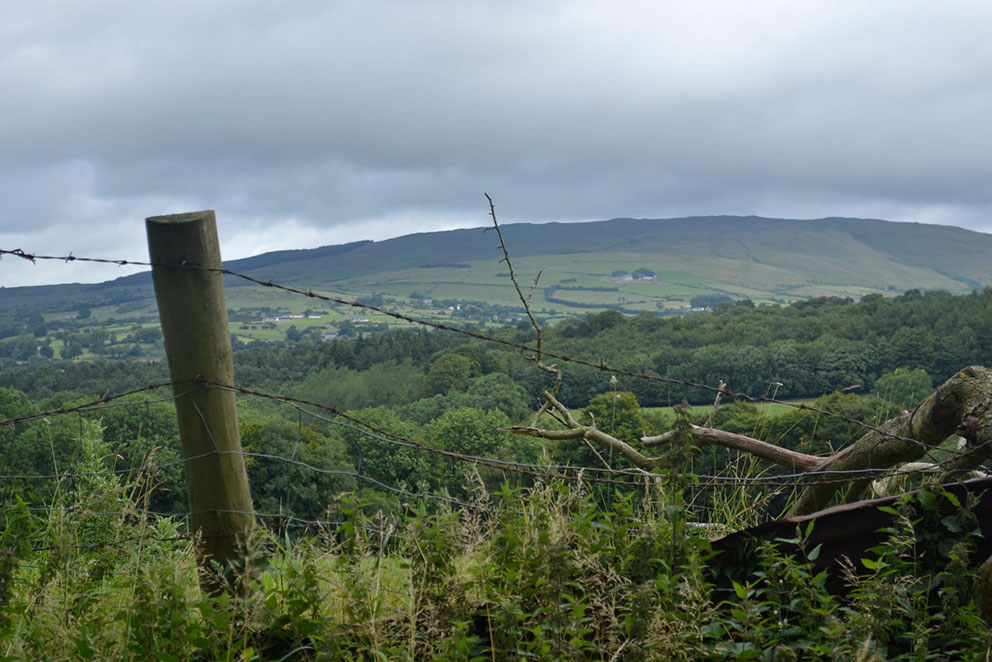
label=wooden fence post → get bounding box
[145,210,255,591]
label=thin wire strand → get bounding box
[2,248,988,526]
[0,246,931,445]
[0,377,982,490]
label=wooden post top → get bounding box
[146,210,216,224]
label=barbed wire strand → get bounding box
[0,247,937,447]
[2,247,989,550]
[0,375,983,490]
[0,431,981,493]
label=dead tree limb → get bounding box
[502,391,672,471]
[642,426,823,472]
[705,379,726,427]
[505,366,992,519]
[791,365,992,515]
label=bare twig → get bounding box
[484,193,563,409]
[582,437,614,471]
[706,379,726,427]
[527,270,542,307]
[502,391,671,472]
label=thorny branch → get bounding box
[484,193,563,422]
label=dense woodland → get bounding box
[4,286,986,401]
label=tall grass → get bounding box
[2,423,991,660]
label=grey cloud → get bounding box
[2,1,992,286]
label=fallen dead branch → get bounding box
[506,366,992,518]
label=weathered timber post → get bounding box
[145,210,254,591]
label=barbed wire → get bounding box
[213,378,990,485]
[0,375,983,492]
[10,509,403,554]
[0,378,663,489]
[2,444,985,558]
[0,443,976,491]
[0,427,979,495]
[0,246,930,446]
[1,248,989,527]
[0,379,187,427]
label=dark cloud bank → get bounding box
[1,1,990,286]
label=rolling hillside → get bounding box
[2,216,991,319]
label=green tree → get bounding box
[465,372,532,422]
[424,407,540,496]
[871,368,934,409]
[425,407,511,458]
[94,395,184,513]
[398,392,498,425]
[585,391,645,444]
[421,353,479,397]
[882,327,937,371]
[337,407,435,494]
[59,344,83,360]
[0,335,37,361]
[240,417,356,521]
[1,392,86,504]
[295,360,421,411]
[133,327,162,344]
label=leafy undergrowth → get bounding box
[2,427,991,660]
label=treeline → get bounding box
[5,287,992,412]
[8,286,989,407]
[231,286,992,409]
[547,288,992,405]
[5,286,992,423]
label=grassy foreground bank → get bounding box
[2,426,990,661]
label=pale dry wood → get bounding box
[502,391,672,471]
[507,367,992,520]
[792,365,992,515]
[642,426,824,472]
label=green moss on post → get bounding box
[145,210,255,592]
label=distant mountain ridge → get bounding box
[2,216,991,314]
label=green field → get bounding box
[5,215,992,353]
[644,399,817,420]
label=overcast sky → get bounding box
[2,1,991,286]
